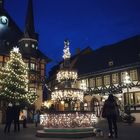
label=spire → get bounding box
[24,0,35,38]
[63,40,71,60]
[0,0,4,10]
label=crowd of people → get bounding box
[3,94,121,138]
[4,103,21,133]
[4,103,40,133]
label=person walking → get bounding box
[34,111,39,127]
[102,94,119,138]
[4,103,13,133]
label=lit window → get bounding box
[0,56,3,62]
[79,79,88,91]
[112,73,119,84]
[84,103,88,111]
[30,63,36,70]
[121,71,127,82]
[32,44,35,48]
[104,75,110,85]
[130,69,138,81]
[4,57,9,62]
[25,43,28,47]
[96,77,102,87]
[89,78,95,88]
[108,61,113,66]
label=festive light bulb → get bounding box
[13,47,19,53]
[63,40,71,59]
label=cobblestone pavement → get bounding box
[0,119,140,140]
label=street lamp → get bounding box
[123,72,131,114]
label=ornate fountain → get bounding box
[36,40,97,138]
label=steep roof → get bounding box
[0,8,22,54]
[0,1,51,62]
[48,35,140,79]
[74,35,140,76]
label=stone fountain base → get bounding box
[36,127,95,138]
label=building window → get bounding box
[79,79,88,91]
[0,56,3,62]
[130,69,138,81]
[84,103,88,111]
[108,61,113,66]
[96,77,102,87]
[25,43,28,47]
[30,63,36,70]
[0,62,3,67]
[104,75,110,85]
[41,70,45,76]
[41,64,45,69]
[121,71,127,82]
[32,44,35,48]
[4,56,9,62]
[135,92,140,105]
[112,73,119,84]
[89,78,95,88]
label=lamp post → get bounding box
[123,72,131,114]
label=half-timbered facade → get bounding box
[0,0,51,111]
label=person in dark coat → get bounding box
[4,103,13,133]
[34,111,39,127]
[102,94,119,138]
[13,103,20,132]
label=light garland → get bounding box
[40,112,97,128]
[57,69,78,82]
[51,88,84,102]
[0,47,38,104]
[50,40,84,102]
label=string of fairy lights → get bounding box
[51,40,84,102]
[41,41,97,129]
[40,113,97,128]
[57,70,78,82]
[63,40,71,59]
[0,47,37,104]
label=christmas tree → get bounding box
[0,47,37,104]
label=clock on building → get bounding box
[0,16,9,26]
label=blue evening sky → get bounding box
[5,0,140,74]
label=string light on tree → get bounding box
[0,47,37,104]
